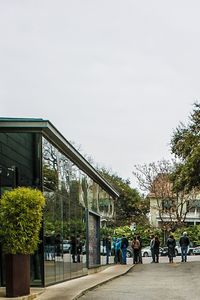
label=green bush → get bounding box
[0,187,45,254]
[173,225,200,246]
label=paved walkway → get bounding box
[0,264,134,300]
[79,261,200,300]
[37,264,134,300]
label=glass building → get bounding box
[0,118,119,287]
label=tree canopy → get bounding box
[99,168,149,226]
[170,102,200,191]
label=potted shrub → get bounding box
[0,187,45,297]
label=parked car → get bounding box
[160,245,194,256]
[175,245,194,256]
[141,246,163,257]
[160,246,168,256]
[141,246,152,257]
[61,240,86,254]
[192,246,200,255]
[126,246,133,258]
[62,240,71,253]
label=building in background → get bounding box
[148,174,200,229]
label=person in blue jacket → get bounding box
[121,235,129,264]
[114,238,122,263]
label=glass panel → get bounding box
[42,137,88,283]
[43,188,56,285]
[42,136,116,285]
[98,189,115,265]
[87,178,97,212]
[54,192,64,283]
[43,138,62,284]
[70,166,85,278]
[0,132,42,286]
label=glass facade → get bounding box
[42,137,115,284]
[42,137,87,284]
[0,123,117,287]
[0,132,42,286]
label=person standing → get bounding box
[150,235,155,263]
[137,235,143,264]
[154,236,160,263]
[105,236,111,264]
[179,231,190,262]
[167,234,176,263]
[76,235,82,263]
[71,235,77,263]
[132,236,140,264]
[115,238,122,263]
[121,235,129,264]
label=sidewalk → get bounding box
[0,264,134,300]
[38,264,134,300]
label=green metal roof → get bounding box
[0,117,119,198]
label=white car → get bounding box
[175,245,194,256]
[141,246,152,257]
[141,246,163,257]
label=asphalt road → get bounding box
[79,258,200,300]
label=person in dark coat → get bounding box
[76,235,82,263]
[137,235,143,264]
[132,236,140,264]
[150,235,155,263]
[167,234,176,263]
[104,236,111,264]
[55,234,61,257]
[179,232,190,262]
[71,235,77,263]
[154,235,160,263]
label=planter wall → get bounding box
[5,254,30,297]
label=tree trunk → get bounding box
[5,253,30,297]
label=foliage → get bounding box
[0,187,45,254]
[113,224,163,247]
[43,164,58,191]
[100,227,114,238]
[114,226,133,239]
[99,168,149,227]
[173,225,200,246]
[135,224,163,246]
[170,102,200,191]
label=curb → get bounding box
[0,288,44,300]
[73,264,135,300]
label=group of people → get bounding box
[114,231,190,265]
[113,235,129,264]
[166,232,190,263]
[150,232,190,263]
[113,234,143,265]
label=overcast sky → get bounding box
[0,1,199,188]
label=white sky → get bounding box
[0,1,199,188]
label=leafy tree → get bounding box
[43,164,58,190]
[171,102,200,191]
[99,168,149,227]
